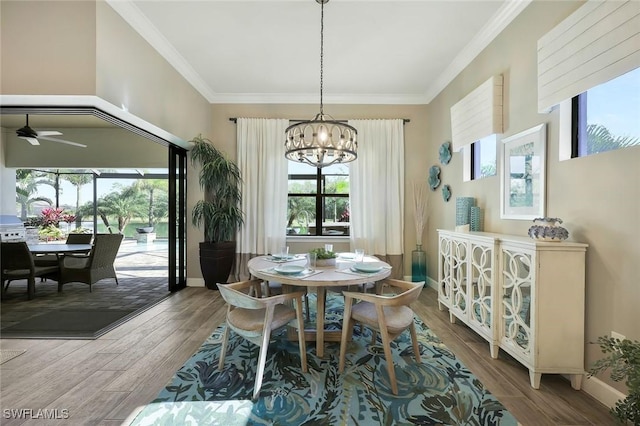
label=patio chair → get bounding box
[1,241,60,300]
[58,233,123,292]
[338,278,424,395]
[217,279,307,400]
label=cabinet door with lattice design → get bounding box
[469,239,499,358]
[500,248,534,364]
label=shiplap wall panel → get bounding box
[450,75,503,151]
[538,0,640,112]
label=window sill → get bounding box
[286,235,350,243]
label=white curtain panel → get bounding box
[235,118,289,279]
[348,119,405,258]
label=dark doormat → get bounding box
[1,309,140,339]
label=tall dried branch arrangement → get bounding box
[412,181,429,246]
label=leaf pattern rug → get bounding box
[130,293,517,425]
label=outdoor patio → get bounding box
[0,238,172,337]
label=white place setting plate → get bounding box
[352,262,385,273]
[273,265,306,275]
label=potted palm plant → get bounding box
[190,135,244,289]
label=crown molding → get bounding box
[423,0,531,103]
[105,0,217,103]
[209,92,429,105]
[109,0,529,105]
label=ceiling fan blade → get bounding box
[37,136,87,148]
[20,136,40,146]
[36,131,63,137]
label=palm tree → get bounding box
[60,171,93,228]
[586,124,640,155]
[15,170,55,220]
[96,186,145,233]
[134,179,168,228]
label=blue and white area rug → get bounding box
[130,295,517,425]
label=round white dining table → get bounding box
[247,254,391,357]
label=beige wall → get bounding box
[1,1,97,95]
[426,0,639,392]
[95,2,212,141]
[185,103,429,280]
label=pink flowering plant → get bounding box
[40,207,76,227]
[37,208,76,241]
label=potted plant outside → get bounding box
[190,135,244,289]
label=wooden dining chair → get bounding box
[1,241,60,300]
[338,278,425,395]
[217,279,308,400]
[58,233,123,292]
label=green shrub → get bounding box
[590,336,640,424]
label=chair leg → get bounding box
[27,277,35,300]
[376,306,398,395]
[338,297,355,373]
[409,321,421,363]
[218,323,231,370]
[295,298,308,373]
[253,330,272,400]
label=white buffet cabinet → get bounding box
[437,229,588,390]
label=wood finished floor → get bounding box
[0,286,613,425]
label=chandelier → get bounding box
[284,0,357,168]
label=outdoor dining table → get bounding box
[247,254,391,357]
[28,244,93,255]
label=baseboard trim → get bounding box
[426,276,438,291]
[187,278,205,288]
[582,375,626,409]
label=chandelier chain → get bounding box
[319,0,324,116]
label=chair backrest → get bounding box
[1,241,34,272]
[378,279,424,307]
[218,281,267,310]
[89,233,123,268]
[66,233,93,244]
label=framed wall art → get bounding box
[500,123,546,220]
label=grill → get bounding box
[0,215,26,242]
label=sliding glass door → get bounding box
[169,145,187,291]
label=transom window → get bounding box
[571,67,640,158]
[287,162,350,236]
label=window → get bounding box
[287,162,350,236]
[571,67,640,158]
[470,134,497,180]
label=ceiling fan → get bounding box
[16,114,87,148]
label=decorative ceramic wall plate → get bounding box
[428,165,441,191]
[442,184,451,202]
[439,141,452,165]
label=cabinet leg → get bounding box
[449,312,456,324]
[529,370,541,389]
[570,374,583,390]
[489,343,499,359]
[438,300,445,311]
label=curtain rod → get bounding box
[229,117,410,124]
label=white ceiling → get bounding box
[109,0,530,105]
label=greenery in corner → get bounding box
[189,135,244,243]
[309,247,336,259]
[589,336,640,424]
